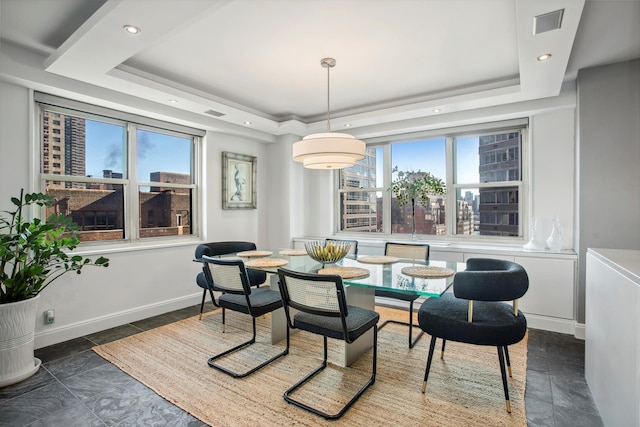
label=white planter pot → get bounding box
[0,295,42,387]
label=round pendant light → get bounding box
[292,58,365,169]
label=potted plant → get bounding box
[388,166,446,239]
[0,189,109,387]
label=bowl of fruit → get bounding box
[304,240,351,265]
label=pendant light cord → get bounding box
[326,63,331,132]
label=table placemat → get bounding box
[236,250,273,257]
[401,265,455,278]
[318,266,370,279]
[357,255,400,265]
[278,249,307,256]
[245,258,288,268]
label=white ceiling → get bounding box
[1,0,639,139]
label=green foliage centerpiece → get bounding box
[387,166,446,239]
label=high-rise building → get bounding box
[42,111,86,188]
[339,151,378,232]
[477,132,520,236]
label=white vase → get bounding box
[0,295,42,387]
[546,217,563,252]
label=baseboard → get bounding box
[573,322,586,340]
[34,293,203,349]
[523,313,582,338]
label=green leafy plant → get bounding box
[387,166,446,236]
[0,189,109,304]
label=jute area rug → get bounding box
[93,307,527,427]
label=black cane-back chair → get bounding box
[194,241,267,319]
[201,256,288,378]
[417,258,529,413]
[277,268,379,420]
[376,242,430,348]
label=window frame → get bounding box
[335,119,529,243]
[35,94,203,245]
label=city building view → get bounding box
[340,131,520,237]
[41,111,192,241]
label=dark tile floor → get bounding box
[0,304,603,427]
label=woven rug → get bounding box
[94,307,527,427]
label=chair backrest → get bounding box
[454,258,529,322]
[325,238,359,256]
[277,268,348,320]
[454,258,529,302]
[201,256,252,295]
[384,242,430,262]
[195,241,257,260]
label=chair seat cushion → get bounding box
[375,289,419,302]
[294,306,380,343]
[418,294,527,346]
[219,288,282,317]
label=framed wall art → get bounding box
[222,151,257,209]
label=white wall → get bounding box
[530,109,576,249]
[202,131,266,244]
[577,59,640,323]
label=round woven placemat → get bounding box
[401,265,455,278]
[278,249,307,256]
[245,258,288,268]
[236,250,273,257]
[357,255,400,265]
[318,266,370,279]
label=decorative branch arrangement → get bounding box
[387,166,446,237]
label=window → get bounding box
[37,93,203,243]
[337,120,527,240]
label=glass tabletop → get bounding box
[234,249,465,298]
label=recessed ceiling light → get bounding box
[168,99,178,104]
[433,108,441,113]
[344,123,352,127]
[244,121,252,126]
[537,53,552,61]
[123,25,141,35]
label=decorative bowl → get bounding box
[304,240,351,264]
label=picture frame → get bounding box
[222,151,257,209]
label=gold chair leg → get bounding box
[421,381,427,393]
[199,313,203,320]
[506,399,511,413]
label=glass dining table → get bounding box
[234,249,466,366]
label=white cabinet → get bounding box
[585,249,640,427]
[515,256,575,320]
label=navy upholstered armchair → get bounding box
[417,258,529,413]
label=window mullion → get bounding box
[127,123,138,241]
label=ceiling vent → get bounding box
[533,9,564,35]
[204,109,225,117]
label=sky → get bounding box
[84,120,191,181]
[374,137,481,192]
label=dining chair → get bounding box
[277,267,379,420]
[376,242,430,348]
[325,238,359,257]
[201,256,289,378]
[417,258,529,413]
[194,241,267,319]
